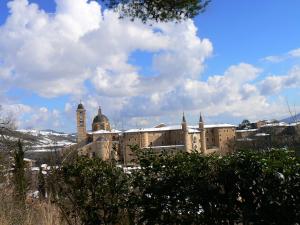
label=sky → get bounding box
[0,0,300,132]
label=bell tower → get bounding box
[76,102,87,143]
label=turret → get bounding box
[199,113,207,154]
[181,112,187,131]
[181,112,190,152]
[76,102,87,143]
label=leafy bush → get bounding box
[130,149,300,225]
[50,157,130,225]
[50,149,299,225]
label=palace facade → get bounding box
[76,103,236,164]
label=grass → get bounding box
[0,189,65,225]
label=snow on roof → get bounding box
[236,129,258,133]
[124,124,236,133]
[255,133,270,137]
[90,129,121,135]
[41,164,47,168]
[125,125,181,133]
[261,122,289,127]
[24,158,36,162]
[31,167,40,171]
[194,124,236,129]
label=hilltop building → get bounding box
[76,103,236,164]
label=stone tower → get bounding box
[199,113,207,154]
[76,103,87,143]
[181,112,191,153]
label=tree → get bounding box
[101,0,211,22]
[130,148,300,225]
[238,119,252,130]
[0,106,33,204]
[51,157,131,225]
[37,167,46,199]
[13,139,28,203]
[0,105,16,184]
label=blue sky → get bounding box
[0,0,300,132]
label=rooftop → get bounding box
[124,124,236,133]
[90,129,122,134]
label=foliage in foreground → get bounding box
[49,149,300,225]
[50,158,130,225]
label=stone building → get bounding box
[76,103,236,164]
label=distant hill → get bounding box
[1,128,77,165]
[280,113,300,124]
[16,129,76,147]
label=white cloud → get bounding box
[288,48,300,58]
[91,68,140,97]
[0,0,212,100]
[260,66,300,95]
[118,63,285,121]
[262,55,285,63]
[1,0,299,130]
[0,102,66,130]
[263,47,300,63]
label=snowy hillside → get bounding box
[281,113,300,124]
[16,129,76,150]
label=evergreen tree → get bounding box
[13,139,27,203]
[38,167,46,199]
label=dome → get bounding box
[93,114,109,124]
[77,103,84,110]
[92,106,111,132]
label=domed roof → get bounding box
[93,106,109,124]
[93,114,109,124]
[77,103,84,110]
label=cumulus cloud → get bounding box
[0,0,298,130]
[119,63,288,121]
[3,104,63,130]
[0,0,210,99]
[260,66,300,95]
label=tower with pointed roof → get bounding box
[76,102,87,143]
[181,112,191,152]
[199,113,207,153]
